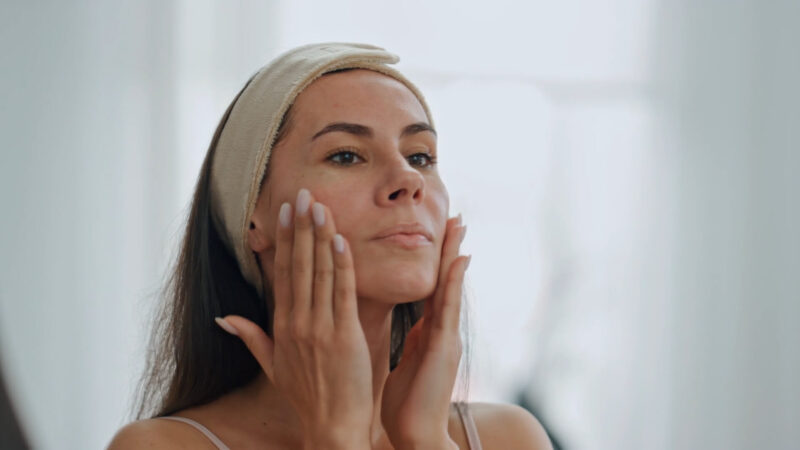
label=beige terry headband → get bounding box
[209,42,435,299]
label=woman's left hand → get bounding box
[381,215,470,450]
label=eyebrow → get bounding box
[311,121,436,141]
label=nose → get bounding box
[376,155,425,206]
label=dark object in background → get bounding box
[516,390,564,450]
[0,364,29,450]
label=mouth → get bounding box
[373,222,434,241]
[372,222,434,250]
[375,233,433,249]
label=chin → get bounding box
[356,263,438,305]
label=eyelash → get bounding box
[325,148,438,168]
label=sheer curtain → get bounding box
[1,1,796,449]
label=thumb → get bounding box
[216,315,275,382]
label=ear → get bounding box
[247,216,270,253]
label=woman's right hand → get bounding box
[217,188,374,449]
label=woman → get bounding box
[110,43,552,449]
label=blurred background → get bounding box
[1,0,798,448]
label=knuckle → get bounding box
[289,318,307,340]
[272,321,289,343]
[295,215,312,229]
[277,226,293,240]
[314,223,332,238]
[333,252,351,268]
[274,262,291,278]
[314,267,333,283]
[292,263,311,277]
[310,326,328,345]
[447,265,461,282]
[335,284,352,299]
[273,319,288,336]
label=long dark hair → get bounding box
[131,70,439,420]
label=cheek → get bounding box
[308,188,367,236]
[428,182,450,234]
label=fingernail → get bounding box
[279,202,292,228]
[465,255,472,271]
[333,234,345,253]
[456,213,462,226]
[460,225,467,244]
[296,188,311,215]
[215,317,239,336]
[312,202,325,226]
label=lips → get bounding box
[372,223,433,242]
[377,234,432,249]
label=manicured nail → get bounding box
[333,234,345,253]
[312,202,325,226]
[465,255,472,271]
[296,188,311,215]
[279,202,292,228]
[215,317,239,336]
[460,225,467,244]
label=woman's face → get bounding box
[249,69,449,305]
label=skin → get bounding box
[108,69,553,449]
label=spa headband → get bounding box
[209,42,435,299]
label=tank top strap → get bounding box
[159,416,231,450]
[162,406,482,450]
[454,401,483,450]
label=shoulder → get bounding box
[107,417,217,450]
[466,402,553,450]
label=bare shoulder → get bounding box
[107,418,216,450]
[467,402,553,450]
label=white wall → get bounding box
[651,2,800,448]
[0,1,278,448]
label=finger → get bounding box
[272,202,295,325]
[403,316,425,360]
[291,188,314,320]
[422,217,461,318]
[312,201,335,329]
[432,219,466,320]
[331,233,358,326]
[219,315,275,382]
[435,255,471,332]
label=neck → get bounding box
[234,298,396,446]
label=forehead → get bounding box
[291,69,429,128]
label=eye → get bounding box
[326,149,365,166]
[408,152,437,168]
